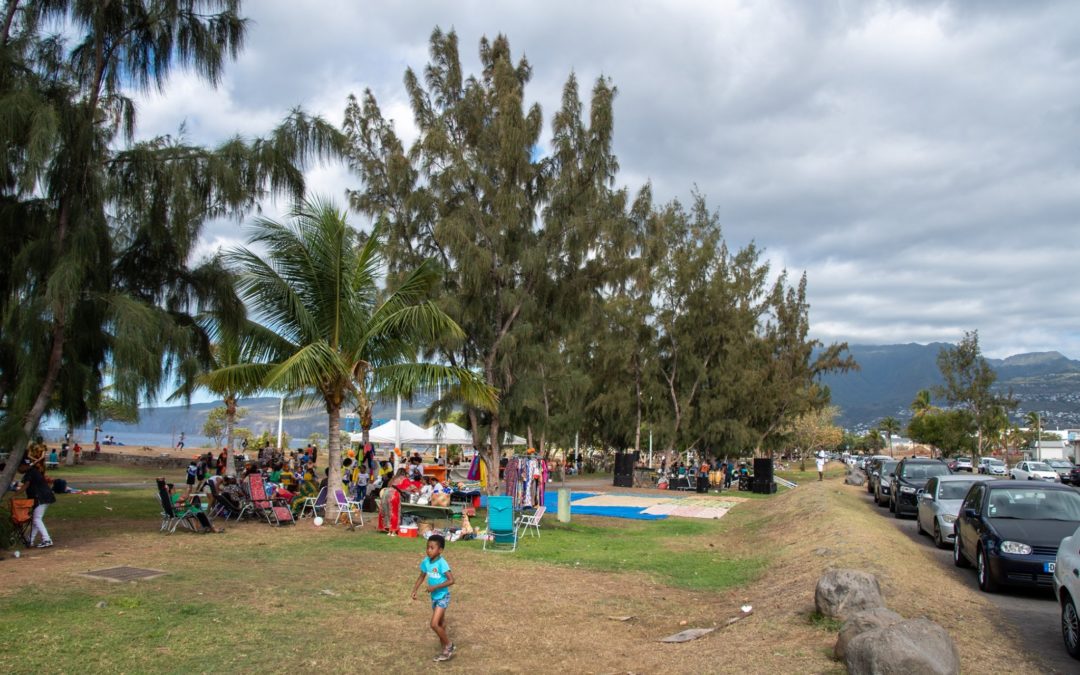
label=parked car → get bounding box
[1067,466,1080,487]
[889,458,952,518]
[954,480,1080,592]
[952,457,973,472]
[864,456,888,493]
[918,475,992,548]
[1048,460,1074,482]
[872,460,898,507]
[1010,460,1061,482]
[1054,524,1080,660]
[977,457,1008,476]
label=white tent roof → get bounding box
[349,420,527,447]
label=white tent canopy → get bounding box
[349,420,526,447]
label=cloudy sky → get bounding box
[134,0,1080,359]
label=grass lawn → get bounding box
[0,470,1047,673]
[47,463,172,484]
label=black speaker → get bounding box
[753,458,774,482]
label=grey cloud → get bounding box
[132,0,1080,358]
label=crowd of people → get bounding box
[175,443,462,532]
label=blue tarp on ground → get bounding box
[480,491,668,520]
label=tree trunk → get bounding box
[64,425,75,465]
[484,418,502,496]
[325,402,343,521]
[0,316,67,500]
[225,396,237,477]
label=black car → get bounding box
[889,458,952,518]
[872,460,898,507]
[953,480,1080,592]
[1067,466,1080,486]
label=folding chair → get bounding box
[298,486,327,519]
[483,496,518,552]
[517,505,546,538]
[156,479,197,534]
[246,474,295,526]
[8,498,35,547]
[332,488,363,528]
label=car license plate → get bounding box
[1045,562,1056,573]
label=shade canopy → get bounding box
[349,420,526,447]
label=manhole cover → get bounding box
[76,566,167,582]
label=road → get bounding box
[856,488,1075,674]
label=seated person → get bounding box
[417,476,436,505]
[163,480,222,533]
[47,449,59,466]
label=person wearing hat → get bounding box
[16,457,55,548]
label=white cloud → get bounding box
[128,0,1080,359]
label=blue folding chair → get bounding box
[483,496,518,552]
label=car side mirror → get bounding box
[963,508,977,518]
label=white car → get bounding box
[1054,524,1080,660]
[954,457,973,472]
[978,457,1008,476]
[1010,460,1061,482]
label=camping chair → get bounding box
[210,480,248,521]
[517,505,546,538]
[483,496,518,552]
[156,479,197,534]
[8,498,35,547]
[245,474,295,526]
[333,488,363,528]
[298,486,327,519]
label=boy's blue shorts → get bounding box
[431,595,450,610]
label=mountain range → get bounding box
[820,343,1080,430]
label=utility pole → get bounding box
[276,396,284,450]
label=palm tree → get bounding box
[171,319,268,476]
[879,416,901,457]
[910,389,936,417]
[1025,411,1042,461]
[206,197,496,516]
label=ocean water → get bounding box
[52,429,214,449]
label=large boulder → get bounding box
[815,569,885,620]
[834,607,903,660]
[844,617,960,675]
[845,471,866,486]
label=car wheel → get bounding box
[977,547,998,592]
[934,523,946,548]
[954,534,970,568]
[1063,594,1080,659]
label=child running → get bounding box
[411,534,456,661]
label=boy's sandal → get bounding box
[434,650,453,662]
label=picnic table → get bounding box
[399,502,464,529]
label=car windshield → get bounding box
[956,457,970,463]
[881,461,897,475]
[987,488,1080,520]
[1049,461,1072,469]
[986,459,1004,466]
[900,463,950,480]
[1028,462,1052,472]
[938,481,975,500]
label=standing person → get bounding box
[185,458,198,495]
[411,534,456,662]
[310,444,318,466]
[16,458,55,548]
[176,431,185,449]
[216,449,227,476]
[816,449,827,481]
